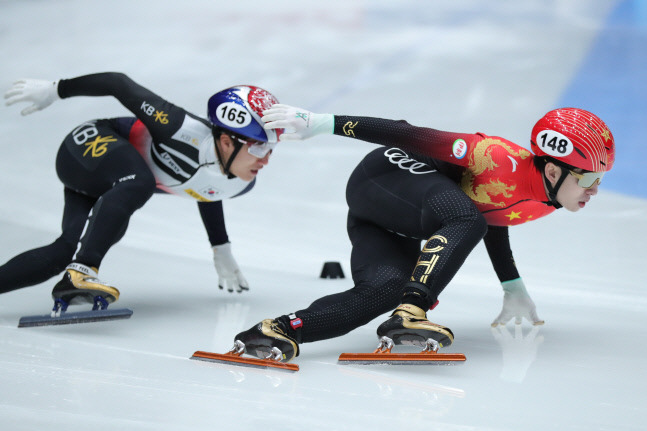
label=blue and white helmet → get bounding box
[207,85,282,143]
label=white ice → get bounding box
[0,1,645,430]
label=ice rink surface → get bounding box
[0,1,645,430]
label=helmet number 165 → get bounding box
[217,102,252,129]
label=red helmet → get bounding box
[530,108,614,172]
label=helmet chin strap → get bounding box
[542,159,569,209]
[212,128,244,179]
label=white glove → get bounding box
[491,278,544,327]
[4,79,60,116]
[212,243,249,293]
[262,103,333,141]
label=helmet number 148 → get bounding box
[537,130,573,157]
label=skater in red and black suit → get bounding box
[232,103,615,362]
[1,73,283,313]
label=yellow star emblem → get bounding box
[506,210,521,221]
[600,128,611,142]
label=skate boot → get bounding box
[377,304,454,348]
[235,319,299,363]
[51,263,120,313]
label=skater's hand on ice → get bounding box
[4,79,60,115]
[491,278,544,327]
[262,104,333,141]
[212,243,249,293]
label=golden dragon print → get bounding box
[460,138,531,207]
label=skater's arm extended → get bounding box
[197,201,249,294]
[5,73,154,114]
[332,115,477,162]
[57,72,142,97]
[57,72,193,132]
[483,226,544,327]
[4,73,193,136]
[57,72,165,111]
[261,104,479,163]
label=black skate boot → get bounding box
[51,263,120,314]
[377,304,454,348]
[235,319,300,363]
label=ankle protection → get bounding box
[401,281,438,310]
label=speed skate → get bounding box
[338,336,466,365]
[191,340,299,372]
[18,296,133,328]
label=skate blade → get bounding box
[191,350,299,372]
[18,308,133,328]
[338,351,466,365]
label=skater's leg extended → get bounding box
[289,218,419,341]
[0,188,94,294]
[236,217,419,362]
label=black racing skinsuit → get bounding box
[0,73,248,293]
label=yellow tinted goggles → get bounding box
[568,170,605,188]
